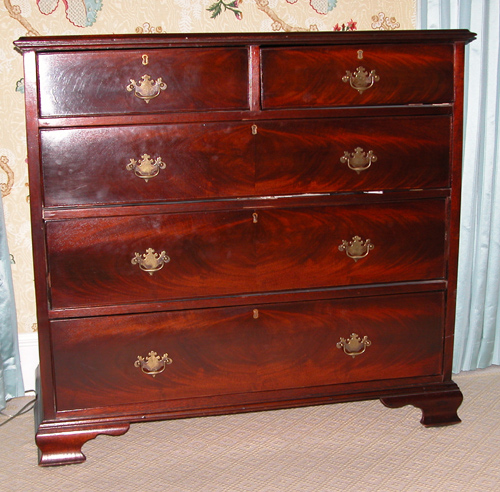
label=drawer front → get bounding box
[261,44,454,109]
[41,123,255,207]
[51,292,444,411]
[37,48,249,117]
[256,115,450,194]
[256,199,446,291]
[41,115,450,207]
[47,200,446,309]
[47,210,256,309]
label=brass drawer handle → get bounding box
[126,74,167,103]
[131,248,170,275]
[126,154,166,182]
[340,147,377,174]
[338,236,374,262]
[134,351,172,377]
[337,333,371,358]
[342,66,380,94]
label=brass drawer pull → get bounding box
[338,236,374,262]
[340,147,377,174]
[342,66,380,94]
[126,154,166,182]
[131,248,170,275]
[337,333,371,358]
[126,74,167,103]
[134,351,172,377]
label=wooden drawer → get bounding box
[40,122,255,207]
[51,292,444,412]
[256,115,451,194]
[46,200,446,309]
[261,44,454,109]
[40,115,450,207]
[37,48,249,117]
[46,210,255,309]
[256,200,446,292]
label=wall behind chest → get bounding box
[1,0,416,350]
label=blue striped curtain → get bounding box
[0,194,24,410]
[419,0,500,372]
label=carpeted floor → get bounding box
[1,366,499,491]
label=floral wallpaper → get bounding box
[0,0,416,334]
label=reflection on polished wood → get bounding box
[15,29,475,466]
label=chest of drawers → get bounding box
[15,30,475,466]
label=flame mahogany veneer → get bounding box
[15,30,475,466]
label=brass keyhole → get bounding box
[251,124,258,135]
[252,212,258,223]
[142,54,149,65]
[357,49,364,60]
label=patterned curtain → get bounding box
[0,193,24,410]
[419,0,500,372]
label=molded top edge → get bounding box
[14,29,476,52]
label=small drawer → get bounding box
[255,115,451,194]
[261,44,454,109]
[37,48,249,117]
[51,292,444,412]
[46,200,446,309]
[41,122,255,207]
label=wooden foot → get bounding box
[380,382,463,427]
[36,422,130,466]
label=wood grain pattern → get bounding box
[256,115,450,194]
[14,30,475,465]
[46,200,446,309]
[262,44,454,108]
[41,122,255,206]
[40,115,450,207]
[256,200,447,292]
[37,48,249,117]
[51,292,444,411]
[46,210,255,309]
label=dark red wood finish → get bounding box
[40,122,255,206]
[261,44,454,108]
[15,30,475,466]
[40,115,450,207]
[51,293,444,412]
[255,115,451,194]
[37,48,249,116]
[46,200,446,309]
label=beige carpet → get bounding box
[1,366,499,491]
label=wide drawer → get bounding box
[261,44,454,108]
[51,292,445,412]
[46,200,446,309]
[37,48,249,117]
[40,115,450,207]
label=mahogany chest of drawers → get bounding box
[15,29,475,466]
